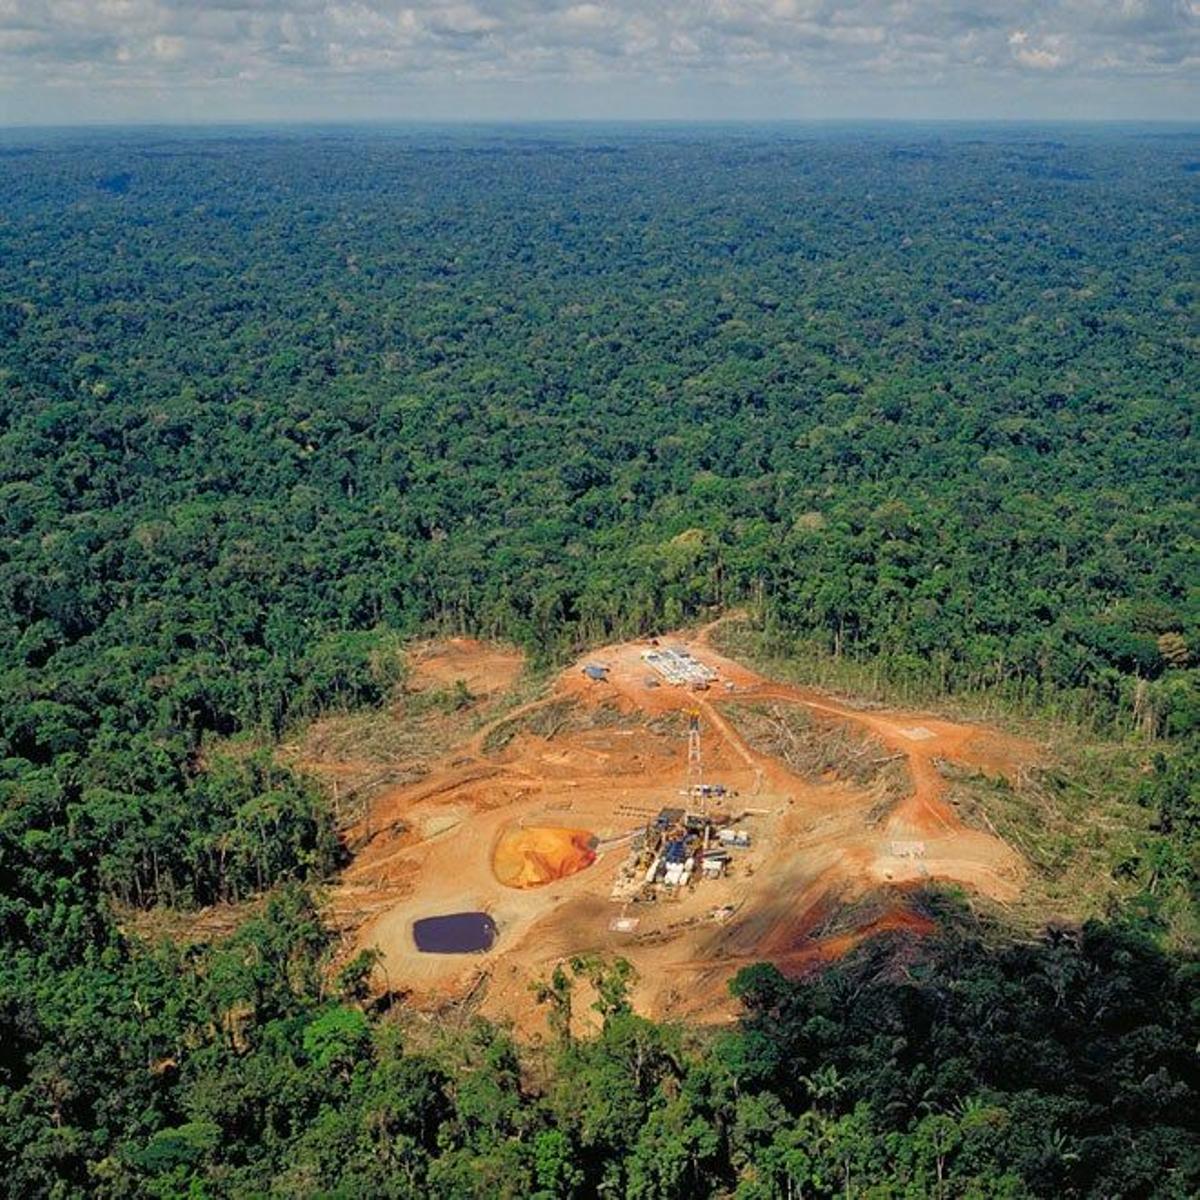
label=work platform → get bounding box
[641,647,718,687]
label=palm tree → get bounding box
[799,1063,846,1115]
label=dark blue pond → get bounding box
[412,912,498,953]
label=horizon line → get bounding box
[3,115,1199,134]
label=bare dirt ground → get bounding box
[407,637,525,698]
[332,624,1040,1035]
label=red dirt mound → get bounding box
[492,826,597,889]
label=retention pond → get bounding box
[412,912,498,953]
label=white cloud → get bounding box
[1009,27,1067,70]
[151,33,184,61]
[0,0,1195,119]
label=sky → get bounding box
[0,1,1197,126]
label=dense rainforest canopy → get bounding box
[0,124,1196,1196]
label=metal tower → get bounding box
[687,709,703,807]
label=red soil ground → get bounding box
[407,637,524,698]
[331,624,1040,1035]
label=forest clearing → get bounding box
[327,624,1039,1033]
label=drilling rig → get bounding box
[687,708,704,811]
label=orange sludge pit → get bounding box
[492,826,597,889]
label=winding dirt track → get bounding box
[333,624,1038,1033]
